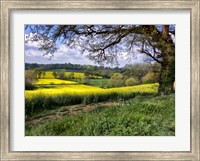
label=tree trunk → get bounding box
[158,64,175,95]
[158,25,175,95]
[158,49,175,95]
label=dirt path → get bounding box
[26,101,120,125]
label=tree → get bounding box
[84,68,91,78]
[84,66,97,79]
[42,70,46,78]
[99,81,106,88]
[69,72,75,79]
[25,71,37,90]
[52,71,58,78]
[58,69,66,79]
[99,70,110,78]
[123,63,151,83]
[33,67,44,79]
[108,73,124,87]
[83,78,91,85]
[142,71,159,84]
[125,77,137,86]
[26,25,175,95]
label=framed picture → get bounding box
[1,0,199,160]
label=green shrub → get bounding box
[125,77,137,86]
[108,73,124,87]
[25,81,35,90]
[25,71,37,90]
[142,71,159,84]
[58,69,66,79]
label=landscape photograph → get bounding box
[25,25,175,136]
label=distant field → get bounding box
[36,79,78,85]
[26,70,86,79]
[43,71,54,79]
[72,78,109,87]
[26,70,107,87]
[88,78,109,87]
[45,71,85,79]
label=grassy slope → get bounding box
[26,94,175,136]
[89,78,109,87]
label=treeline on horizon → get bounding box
[25,62,160,72]
[25,63,116,71]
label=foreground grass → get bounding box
[26,94,175,136]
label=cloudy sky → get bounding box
[25,33,145,67]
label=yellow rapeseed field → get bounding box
[26,70,101,79]
[25,78,158,99]
[106,84,158,94]
[65,72,85,79]
[36,79,78,85]
[44,71,85,79]
[43,72,55,79]
[26,70,86,79]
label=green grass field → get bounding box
[72,78,109,87]
[25,94,175,136]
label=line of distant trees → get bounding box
[25,63,114,71]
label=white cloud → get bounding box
[25,42,96,65]
[25,40,146,67]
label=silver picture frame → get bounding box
[0,0,199,160]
